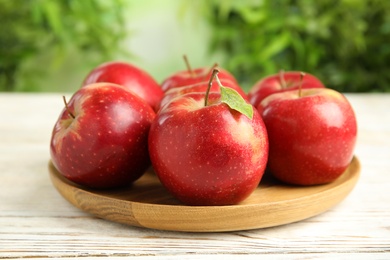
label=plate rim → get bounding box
[48,156,360,232]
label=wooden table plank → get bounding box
[0,93,389,258]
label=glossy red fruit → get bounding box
[161,66,238,93]
[82,61,163,111]
[258,88,357,185]
[50,83,156,189]
[149,92,269,206]
[248,71,325,109]
[157,78,247,111]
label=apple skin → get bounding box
[149,92,269,206]
[248,71,325,109]
[82,61,163,111]
[258,88,357,185]
[157,78,248,111]
[50,83,156,189]
[161,66,238,92]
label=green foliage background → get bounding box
[1,0,389,92]
[0,0,128,91]
[199,0,390,92]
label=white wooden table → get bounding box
[1,93,389,259]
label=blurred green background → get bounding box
[1,0,389,93]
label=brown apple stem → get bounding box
[298,72,306,97]
[205,69,219,107]
[183,55,195,77]
[204,62,219,81]
[62,96,75,119]
[279,69,287,89]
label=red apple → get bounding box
[157,78,248,111]
[149,71,269,205]
[82,61,163,111]
[258,88,357,185]
[161,57,238,92]
[248,71,325,108]
[50,83,156,189]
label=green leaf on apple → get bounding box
[220,86,253,119]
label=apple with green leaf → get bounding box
[157,78,248,111]
[50,83,155,189]
[257,85,357,185]
[248,70,325,108]
[149,70,269,206]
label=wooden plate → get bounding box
[49,156,360,232]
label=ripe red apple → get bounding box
[248,70,325,108]
[157,78,248,111]
[82,61,163,111]
[149,71,269,205]
[161,56,238,92]
[258,88,357,185]
[50,83,156,189]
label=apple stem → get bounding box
[204,69,219,107]
[204,62,219,81]
[62,96,75,119]
[183,55,195,77]
[279,69,287,89]
[298,72,305,97]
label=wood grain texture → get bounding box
[1,93,389,259]
[48,157,360,232]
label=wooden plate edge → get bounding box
[48,156,360,232]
